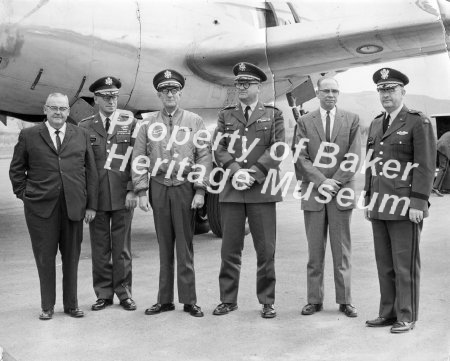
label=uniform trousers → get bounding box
[150,179,197,305]
[371,219,421,322]
[89,208,133,301]
[24,190,82,310]
[304,198,352,305]
[219,202,276,305]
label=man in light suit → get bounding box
[212,62,285,319]
[364,68,436,333]
[80,76,138,312]
[294,77,361,318]
[9,93,98,320]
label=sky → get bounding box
[335,53,450,99]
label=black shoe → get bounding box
[120,298,137,311]
[365,316,396,327]
[39,308,54,320]
[64,308,84,318]
[390,321,416,333]
[212,303,238,316]
[339,304,358,318]
[301,303,323,315]
[184,304,204,317]
[432,188,444,197]
[91,298,113,311]
[144,303,175,315]
[261,304,276,319]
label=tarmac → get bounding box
[0,156,449,361]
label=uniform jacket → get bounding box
[294,108,361,211]
[9,122,98,221]
[214,101,285,203]
[364,105,436,220]
[132,108,212,195]
[79,113,136,211]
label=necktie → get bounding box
[105,117,111,133]
[244,105,251,121]
[383,114,390,134]
[55,130,61,152]
[325,110,331,142]
[168,114,173,127]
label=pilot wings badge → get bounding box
[397,131,408,135]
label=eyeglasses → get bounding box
[45,105,69,112]
[319,89,339,95]
[96,94,119,101]
[377,87,399,94]
[234,82,259,90]
[160,88,180,95]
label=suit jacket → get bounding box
[364,105,436,220]
[294,108,361,211]
[9,122,98,221]
[213,101,285,203]
[79,113,136,211]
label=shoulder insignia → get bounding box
[407,109,421,115]
[263,104,280,111]
[374,112,384,119]
[221,104,236,111]
[407,109,430,123]
[79,115,95,123]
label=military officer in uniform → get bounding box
[79,76,138,311]
[132,69,212,317]
[364,68,436,333]
[212,62,285,319]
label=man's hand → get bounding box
[84,209,96,223]
[125,191,138,209]
[364,208,371,221]
[191,194,205,209]
[320,178,342,197]
[233,169,256,190]
[139,195,150,212]
[409,208,423,224]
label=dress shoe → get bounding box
[261,304,276,319]
[212,303,238,315]
[39,308,54,320]
[183,304,204,317]
[301,303,323,315]
[120,298,137,311]
[144,303,175,315]
[365,316,396,327]
[390,321,415,333]
[339,304,358,318]
[64,308,84,318]
[91,298,113,311]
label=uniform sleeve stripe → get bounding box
[255,162,268,176]
[410,192,429,201]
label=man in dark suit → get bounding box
[9,93,98,320]
[212,62,285,319]
[79,76,137,312]
[294,77,361,318]
[364,68,436,333]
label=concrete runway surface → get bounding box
[0,157,449,361]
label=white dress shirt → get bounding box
[240,100,258,119]
[45,121,66,150]
[319,106,336,135]
[386,103,404,126]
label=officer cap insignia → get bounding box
[233,62,267,82]
[164,70,172,79]
[380,69,389,79]
[105,77,113,85]
[239,63,246,71]
[373,67,409,89]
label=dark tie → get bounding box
[168,113,173,127]
[55,130,62,152]
[383,114,391,134]
[244,105,251,121]
[105,117,111,132]
[325,110,331,142]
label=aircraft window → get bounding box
[256,3,278,28]
[270,3,297,25]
